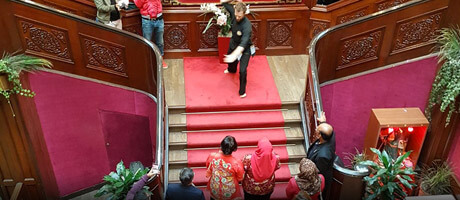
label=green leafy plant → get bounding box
[419,160,453,195]
[95,161,151,200]
[343,148,367,169]
[425,27,460,126]
[360,148,416,200]
[0,52,52,100]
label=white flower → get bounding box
[245,4,250,14]
[216,15,227,26]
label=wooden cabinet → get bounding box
[364,108,429,165]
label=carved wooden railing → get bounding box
[31,0,310,58]
[308,0,417,44]
[304,0,459,198]
[304,0,454,143]
[0,0,165,198]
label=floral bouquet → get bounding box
[200,3,232,36]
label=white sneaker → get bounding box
[240,93,247,98]
[224,69,229,74]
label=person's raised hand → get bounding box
[317,111,326,123]
[147,165,160,178]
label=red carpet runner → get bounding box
[183,56,291,199]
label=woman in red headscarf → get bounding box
[242,137,281,200]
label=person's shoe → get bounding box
[224,69,229,74]
[162,60,168,69]
[240,93,247,98]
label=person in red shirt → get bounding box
[286,158,325,200]
[242,137,280,199]
[133,0,168,68]
[206,136,244,200]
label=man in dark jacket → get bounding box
[307,113,336,199]
[221,0,253,98]
[165,167,205,200]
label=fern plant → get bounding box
[343,148,367,169]
[95,161,151,200]
[0,52,52,100]
[360,148,416,200]
[425,27,460,126]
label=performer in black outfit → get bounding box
[307,112,336,199]
[221,0,253,98]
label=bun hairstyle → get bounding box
[221,135,238,155]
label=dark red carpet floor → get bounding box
[183,56,282,112]
[183,56,290,199]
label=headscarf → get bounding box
[250,137,277,182]
[295,158,321,195]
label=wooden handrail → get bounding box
[304,0,453,143]
[10,182,23,200]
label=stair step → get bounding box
[196,182,289,200]
[169,144,306,167]
[169,108,301,126]
[168,163,297,186]
[186,110,285,131]
[169,127,304,148]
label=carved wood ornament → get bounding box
[338,28,384,69]
[164,23,189,51]
[391,11,442,54]
[267,20,293,48]
[17,17,73,64]
[80,34,128,77]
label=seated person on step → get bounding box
[165,167,205,200]
[206,135,244,200]
[285,158,325,200]
[242,137,280,200]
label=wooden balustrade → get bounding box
[0,0,163,199]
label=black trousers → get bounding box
[244,191,273,200]
[227,48,251,95]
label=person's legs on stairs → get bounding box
[238,54,251,96]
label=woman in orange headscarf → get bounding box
[242,137,281,200]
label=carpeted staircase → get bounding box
[167,56,307,199]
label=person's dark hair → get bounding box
[320,130,334,141]
[234,2,247,14]
[221,135,237,155]
[179,167,194,186]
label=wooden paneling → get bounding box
[306,0,460,172]
[313,0,449,83]
[0,0,161,198]
[0,96,46,200]
[30,0,309,58]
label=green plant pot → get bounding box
[0,73,10,90]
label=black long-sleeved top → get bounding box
[223,2,253,54]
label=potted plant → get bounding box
[0,52,52,100]
[343,148,367,171]
[95,160,152,200]
[360,148,416,200]
[425,26,460,126]
[419,160,453,195]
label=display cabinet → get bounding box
[364,108,429,166]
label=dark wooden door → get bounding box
[0,97,45,200]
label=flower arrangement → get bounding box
[200,3,232,36]
[200,3,251,36]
